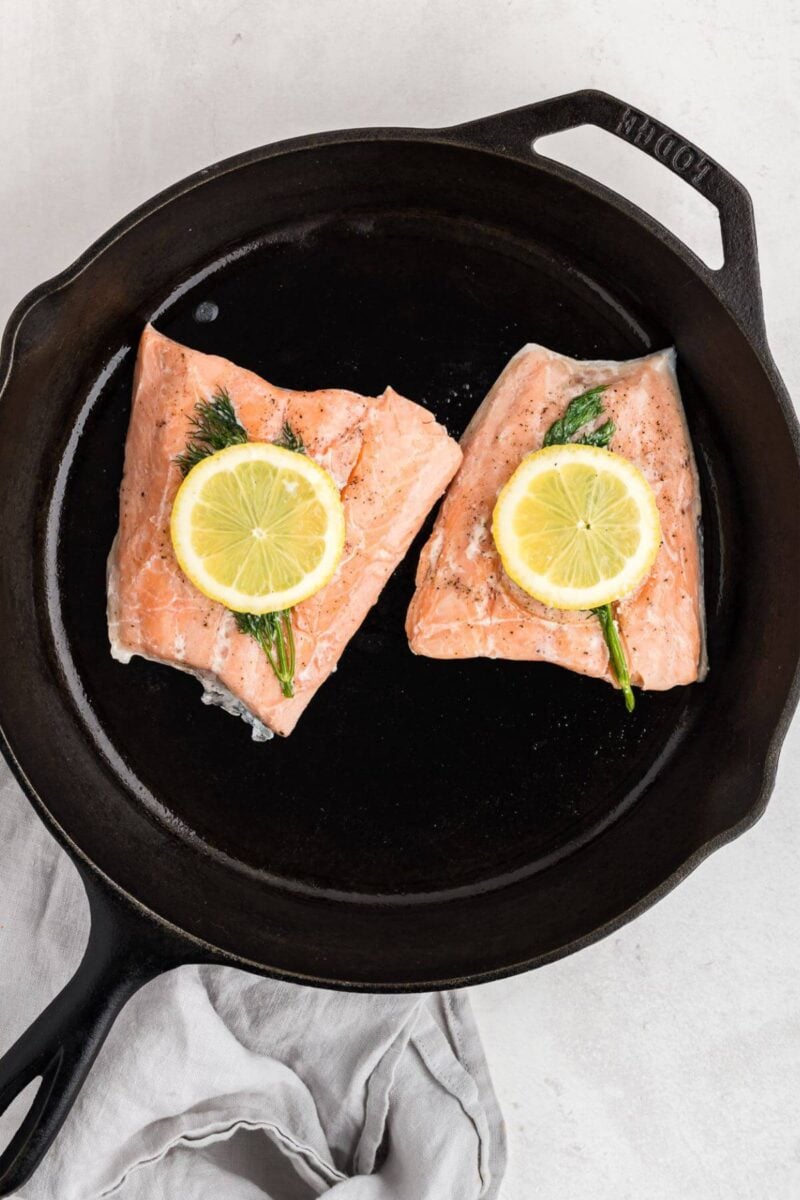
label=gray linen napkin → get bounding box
[0,761,506,1198]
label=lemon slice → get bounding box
[170,442,345,614]
[492,444,661,610]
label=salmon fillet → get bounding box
[108,326,462,737]
[406,344,706,691]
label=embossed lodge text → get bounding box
[616,107,712,186]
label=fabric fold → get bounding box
[0,764,506,1199]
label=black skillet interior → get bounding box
[60,214,707,898]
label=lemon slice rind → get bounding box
[492,444,661,611]
[170,442,345,614]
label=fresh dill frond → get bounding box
[273,421,306,455]
[577,419,616,448]
[543,385,608,447]
[593,603,635,713]
[234,610,296,698]
[175,389,249,476]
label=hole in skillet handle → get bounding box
[534,126,724,269]
[448,89,767,350]
[0,1078,41,1163]
[0,870,193,1196]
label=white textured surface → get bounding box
[1,2,799,1197]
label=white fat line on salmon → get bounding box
[465,520,489,562]
[210,609,235,676]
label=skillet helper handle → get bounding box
[452,89,766,344]
[0,873,179,1196]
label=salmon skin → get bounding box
[406,343,707,692]
[108,326,462,737]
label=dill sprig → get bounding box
[273,421,306,455]
[176,390,249,476]
[175,390,305,698]
[543,384,634,714]
[576,419,615,449]
[594,604,635,713]
[543,385,612,447]
[234,611,296,698]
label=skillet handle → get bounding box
[0,869,189,1196]
[451,89,766,345]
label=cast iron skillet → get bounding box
[0,90,799,1192]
